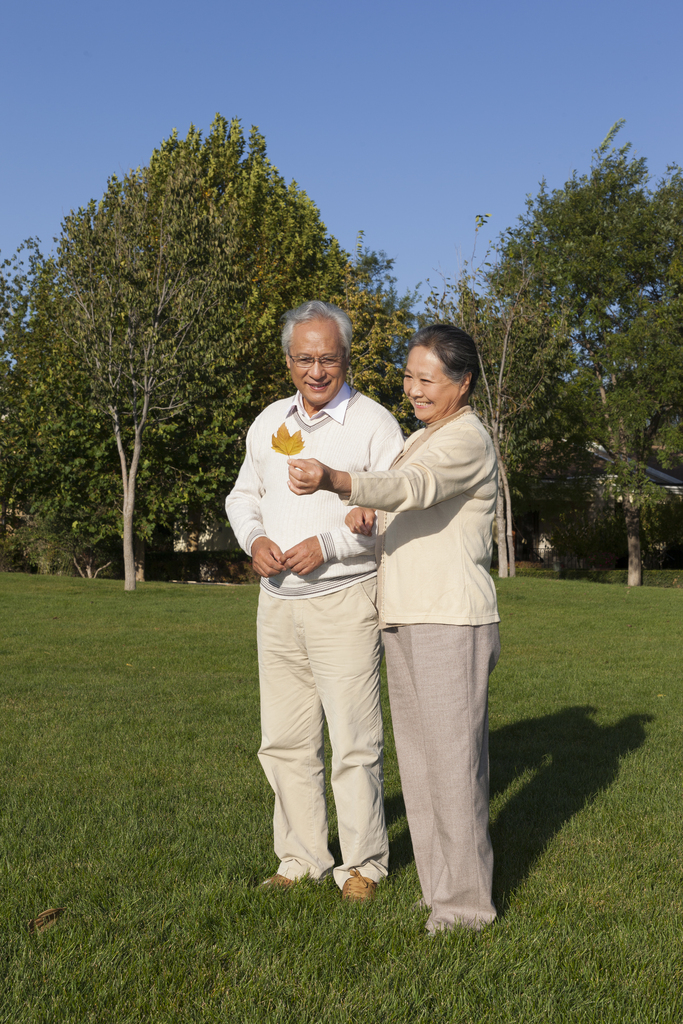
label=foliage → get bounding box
[146,117,350,424]
[550,493,683,571]
[350,234,420,363]
[1,243,125,566]
[550,504,627,566]
[339,260,417,434]
[54,142,247,589]
[0,515,119,578]
[504,566,683,586]
[640,494,683,566]
[504,122,683,584]
[5,117,416,581]
[422,218,576,576]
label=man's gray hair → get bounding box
[281,301,352,359]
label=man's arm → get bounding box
[225,424,284,576]
[310,419,404,561]
[283,418,403,572]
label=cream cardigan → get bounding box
[346,406,500,627]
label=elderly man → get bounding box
[225,300,404,900]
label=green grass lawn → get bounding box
[1,574,681,1023]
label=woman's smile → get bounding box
[403,347,471,424]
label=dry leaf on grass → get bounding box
[271,423,305,456]
[28,907,65,934]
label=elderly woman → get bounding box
[287,324,500,933]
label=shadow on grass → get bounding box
[489,705,653,913]
[328,706,650,899]
[385,793,413,871]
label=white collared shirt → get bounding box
[288,381,353,425]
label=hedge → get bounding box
[493,566,682,588]
[145,550,259,584]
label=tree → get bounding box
[1,243,126,576]
[55,153,241,589]
[336,236,419,434]
[505,123,683,585]
[4,117,416,582]
[1,244,35,533]
[131,117,351,539]
[423,219,573,576]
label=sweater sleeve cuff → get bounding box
[245,527,267,555]
[316,531,337,563]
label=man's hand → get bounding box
[287,458,329,494]
[282,536,325,576]
[288,458,352,498]
[251,536,285,578]
[345,507,376,536]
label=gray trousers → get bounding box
[383,622,500,932]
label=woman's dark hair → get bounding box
[407,324,480,395]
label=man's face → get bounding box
[286,318,349,416]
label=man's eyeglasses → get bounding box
[289,355,345,368]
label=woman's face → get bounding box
[403,346,471,424]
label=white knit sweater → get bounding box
[225,389,404,598]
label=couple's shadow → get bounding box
[383,705,652,909]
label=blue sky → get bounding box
[2,0,681,300]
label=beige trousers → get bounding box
[256,579,389,888]
[383,622,500,932]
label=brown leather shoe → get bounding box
[261,873,294,889]
[341,868,377,901]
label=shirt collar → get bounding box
[288,381,353,425]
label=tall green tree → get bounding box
[135,117,351,539]
[1,243,124,576]
[423,220,573,576]
[4,116,416,582]
[1,244,36,532]
[336,236,419,434]
[504,123,683,585]
[55,152,241,589]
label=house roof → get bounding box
[591,445,683,489]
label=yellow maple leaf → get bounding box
[271,422,305,456]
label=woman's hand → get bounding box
[345,507,376,536]
[288,459,352,498]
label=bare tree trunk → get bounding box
[120,447,142,591]
[499,458,516,577]
[496,486,508,578]
[122,497,136,591]
[623,496,642,587]
[112,410,145,592]
[135,537,146,582]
